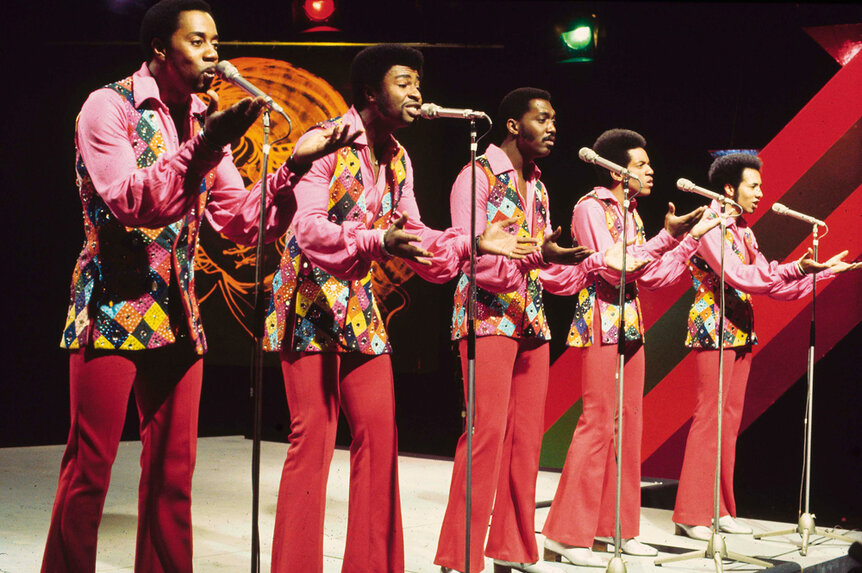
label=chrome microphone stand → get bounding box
[656,198,771,572]
[248,106,291,573]
[464,116,478,573]
[754,223,854,554]
[606,175,633,573]
[462,114,492,573]
[250,108,270,573]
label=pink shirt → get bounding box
[76,63,298,245]
[571,186,700,290]
[291,106,470,283]
[450,144,606,295]
[695,200,832,298]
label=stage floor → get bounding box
[2,436,858,572]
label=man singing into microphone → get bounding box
[42,0,357,570]
[265,45,536,573]
[672,152,860,540]
[541,129,718,566]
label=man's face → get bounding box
[618,147,654,196]
[160,10,219,95]
[728,167,763,214]
[513,98,556,160]
[370,65,422,128]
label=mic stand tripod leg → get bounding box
[753,226,856,555]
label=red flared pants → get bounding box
[435,336,550,573]
[673,347,752,526]
[271,351,402,573]
[41,343,202,573]
[542,335,645,547]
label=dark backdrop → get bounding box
[2,1,860,527]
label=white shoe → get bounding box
[719,515,753,534]
[674,523,713,541]
[493,559,563,573]
[594,537,658,556]
[543,538,605,567]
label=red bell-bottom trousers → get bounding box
[41,343,203,573]
[673,347,752,526]
[542,337,645,548]
[435,336,550,573]
[271,351,402,573]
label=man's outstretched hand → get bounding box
[603,239,651,273]
[291,123,364,171]
[383,213,433,265]
[540,227,593,265]
[202,91,266,149]
[477,218,540,259]
[799,248,862,275]
[664,202,707,238]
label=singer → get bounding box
[265,45,537,573]
[39,0,350,569]
[672,153,860,540]
[541,129,718,566]
[434,87,635,573]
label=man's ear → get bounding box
[724,183,736,199]
[506,117,519,137]
[151,37,167,62]
[364,85,377,108]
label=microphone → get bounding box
[676,178,742,212]
[772,202,826,227]
[420,103,489,120]
[578,147,641,184]
[215,61,291,122]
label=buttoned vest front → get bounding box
[451,156,551,341]
[60,76,214,355]
[566,191,645,347]
[264,137,407,354]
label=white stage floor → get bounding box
[2,436,858,572]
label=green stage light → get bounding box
[562,26,593,50]
[557,18,597,63]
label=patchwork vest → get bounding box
[566,191,645,347]
[451,157,551,341]
[686,215,757,349]
[60,76,213,355]
[264,136,407,354]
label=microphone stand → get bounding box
[754,224,854,554]
[606,176,632,573]
[656,200,771,572]
[250,109,271,573]
[465,117,478,573]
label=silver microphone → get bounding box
[676,178,743,213]
[772,202,826,227]
[215,61,291,122]
[419,103,489,120]
[578,147,641,184]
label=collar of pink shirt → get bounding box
[130,62,209,119]
[483,143,542,182]
[591,185,640,211]
[340,106,400,160]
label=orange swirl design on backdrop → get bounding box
[195,57,414,337]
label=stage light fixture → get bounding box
[293,0,341,33]
[557,17,597,63]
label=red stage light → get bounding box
[302,0,336,23]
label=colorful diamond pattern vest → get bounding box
[60,76,213,354]
[451,156,551,341]
[686,214,757,349]
[264,132,406,354]
[566,191,645,347]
